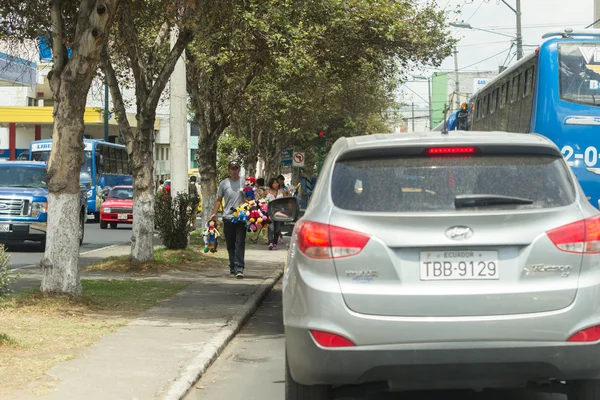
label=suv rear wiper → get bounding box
[455,194,534,208]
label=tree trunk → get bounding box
[198,132,218,229]
[131,113,156,262]
[41,0,117,296]
[41,88,85,295]
[244,125,259,177]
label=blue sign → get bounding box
[0,53,36,86]
[281,159,292,166]
[39,36,72,63]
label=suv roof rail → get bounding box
[542,28,600,39]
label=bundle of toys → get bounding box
[231,197,272,232]
[202,218,221,253]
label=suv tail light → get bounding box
[568,325,600,342]
[296,220,370,259]
[546,215,600,253]
[310,329,355,347]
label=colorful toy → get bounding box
[202,218,221,253]
[243,177,256,200]
[230,196,272,231]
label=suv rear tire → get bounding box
[100,221,108,229]
[286,356,330,400]
[568,380,600,400]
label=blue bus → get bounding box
[460,29,600,208]
[29,139,132,221]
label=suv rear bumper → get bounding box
[286,325,600,389]
[0,221,46,242]
[283,261,600,389]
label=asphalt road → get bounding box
[185,284,567,400]
[4,220,133,269]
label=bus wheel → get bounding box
[93,212,100,223]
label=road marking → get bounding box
[11,242,130,271]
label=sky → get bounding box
[401,0,596,109]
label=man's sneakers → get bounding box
[229,272,236,278]
[236,271,244,279]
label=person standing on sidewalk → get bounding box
[265,177,285,250]
[211,160,246,279]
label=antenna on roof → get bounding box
[441,103,449,135]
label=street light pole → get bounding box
[426,78,432,130]
[453,47,460,111]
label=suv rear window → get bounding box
[331,155,575,212]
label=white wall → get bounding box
[0,127,8,152]
[0,86,36,106]
[16,125,35,149]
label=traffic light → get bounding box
[317,130,325,146]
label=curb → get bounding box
[162,268,284,400]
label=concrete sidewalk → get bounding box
[6,243,287,400]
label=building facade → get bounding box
[431,70,498,127]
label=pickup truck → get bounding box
[0,161,87,248]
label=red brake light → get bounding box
[568,325,600,342]
[296,221,370,259]
[310,330,355,347]
[427,147,476,155]
[546,215,600,254]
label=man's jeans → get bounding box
[223,219,247,273]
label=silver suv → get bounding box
[268,131,600,400]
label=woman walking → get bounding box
[265,177,284,250]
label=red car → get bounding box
[100,186,133,229]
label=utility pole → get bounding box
[169,27,188,197]
[104,83,109,142]
[515,0,523,60]
[500,0,523,60]
[453,47,460,111]
[411,102,415,132]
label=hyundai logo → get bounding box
[445,226,473,241]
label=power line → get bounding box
[458,47,510,71]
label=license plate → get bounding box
[117,214,128,220]
[420,251,499,280]
[0,224,9,232]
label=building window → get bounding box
[190,122,199,137]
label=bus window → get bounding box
[559,43,600,106]
[511,75,521,103]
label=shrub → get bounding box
[154,192,199,250]
[0,245,17,297]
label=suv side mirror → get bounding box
[268,197,299,222]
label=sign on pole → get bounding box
[292,151,305,167]
[281,147,293,166]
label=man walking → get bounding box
[211,160,246,279]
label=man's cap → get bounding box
[228,160,240,168]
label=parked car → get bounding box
[0,161,86,248]
[100,186,133,229]
[269,131,600,400]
